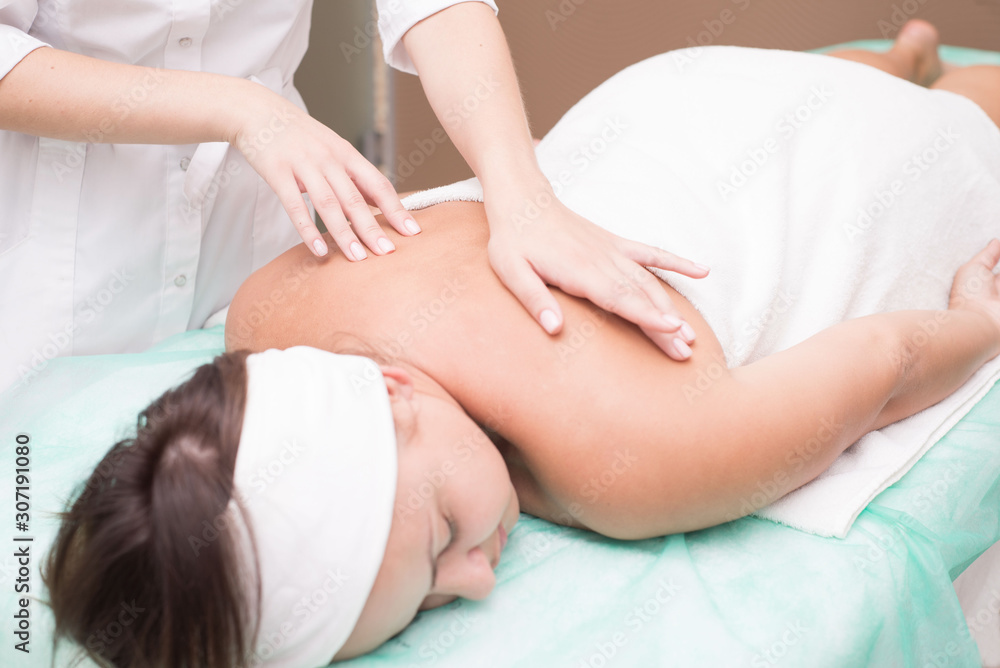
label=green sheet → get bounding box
[3,40,1000,668]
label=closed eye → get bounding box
[430,515,456,589]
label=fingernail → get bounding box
[680,322,696,342]
[404,218,421,235]
[377,237,396,254]
[350,241,367,261]
[312,238,328,256]
[694,263,710,273]
[674,338,692,359]
[540,309,560,334]
[663,313,682,329]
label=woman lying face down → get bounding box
[44,230,1000,666]
[44,346,519,666]
[44,22,1000,666]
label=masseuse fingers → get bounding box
[561,262,691,359]
[348,159,422,237]
[639,324,693,361]
[615,241,708,347]
[490,252,565,335]
[589,260,685,334]
[541,256,687,359]
[299,173,367,261]
[581,261,695,361]
[615,257,702,354]
[609,256,687,333]
[270,174,329,257]
[618,239,711,280]
[326,170,397,257]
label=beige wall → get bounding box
[295,0,377,159]
[386,0,1000,191]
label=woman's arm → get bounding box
[526,241,1000,539]
[0,47,413,257]
[401,3,710,360]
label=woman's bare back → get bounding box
[226,201,745,535]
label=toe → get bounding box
[898,19,940,47]
[896,19,943,86]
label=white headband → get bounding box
[230,347,397,667]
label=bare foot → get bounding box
[893,19,945,87]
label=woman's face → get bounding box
[335,366,520,660]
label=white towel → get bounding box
[401,46,1000,538]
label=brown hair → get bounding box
[43,350,260,667]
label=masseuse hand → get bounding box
[484,182,710,361]
[232,89,419,259]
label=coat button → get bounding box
[174,275,187,287]
[179,157,191,171]
[178,37,193,47]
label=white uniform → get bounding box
[0,0,497,393]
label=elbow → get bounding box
[852,315,911,429]
[876,316,911,405]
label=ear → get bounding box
[379,365,414,400]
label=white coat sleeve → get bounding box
[0,1,49,80]
[376,0,499,75]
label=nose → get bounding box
[431,544,497,601]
